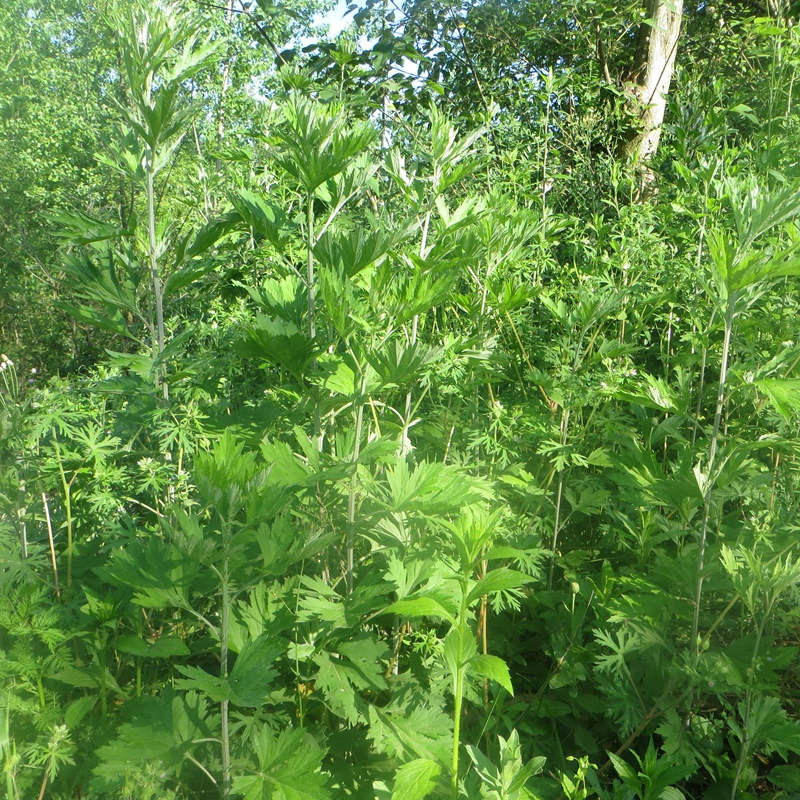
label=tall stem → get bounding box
[450,599,467,800]
[730,601,771,800]
[450,659,464,800]
[220,529,231,799]
[692,296,735,651]
[53,437,73,589]
[42,492,60,601]
[346,376,365,594]
[307,192,321,451]
[401,206,432,440]
[146,151,168,402]
[547,408,570,589]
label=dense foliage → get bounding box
[2,1,800,798]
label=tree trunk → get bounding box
[621,0,684,192]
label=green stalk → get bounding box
[100,650,108,718]
[730,598,773,800]
[145,148,168,403]
[52,437,74,590]
[2,699,19,800]
[220,536,231,800]
[346,374,365,594]
[547,407,570,589]
[306,192,316,341]
[692,294,735,652]
[399,202,434,459]
[294,560,306,727]
[450,595,468,800]
[450,658,464,800]
[307,192,321,451]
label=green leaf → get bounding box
[312,651,361,724]
[51,211,124,245]
[261,440,312,486]
[468,654,514,696]
[164,260,217,296]
[768,764,800,792]
[173,664,230,703]
[315,227,394,278]
[367,704,452,766]
[383,596,454,623]
[48,666,102,689]
[756,378,800,420]
[232,725,331,800]
[64,695,97,729]
[113,634,189,658]
[228,634,281,707]
[442,624,476,679]
[106,350,154,381]
[231,188,288,246]
[607,752,636,781]
[366,340,443,388]
[235,315,316,381]
[338,633,390,692]
[56,302,136,340]
[180,210,240,261]
[102,537,199,609]
[324,359,358,396]
[391,759,441,800]
[383,460,490,516]
[466,568,533,605]
[92,692,211,790]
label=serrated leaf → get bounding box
[57,301,136,339]
[48,666,101,689]
[92,692,212,789]
[165,260,216,295]
[607,752,636,781]
[231,188,288,246]
[228,634,281,707]
[173,664,230,703]
[468,654,514,696]
[768,764,800,791]
[261,440,312,486]
[114,634,190,658]
[325,359,357,396]
[338,633,390,692]
[368,704,452,766]
[391,758,441,800]
[756,378,800,421]
[64,695,97,728]
[466,568,533,605]
[312,651,361,724]
[384,596,454,623]
[232,725,331,800]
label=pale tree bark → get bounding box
[621,0,684,191]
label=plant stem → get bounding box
[307,192,321,451]
[52,437,74,590]
[450,631,465,799]
[220,524,231,800]
[692,295,735,651]
[730,602,771,800]
[145,149,168,403]
[548,408,570,589]
[41,493,60,601]
[346,375,365,594]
